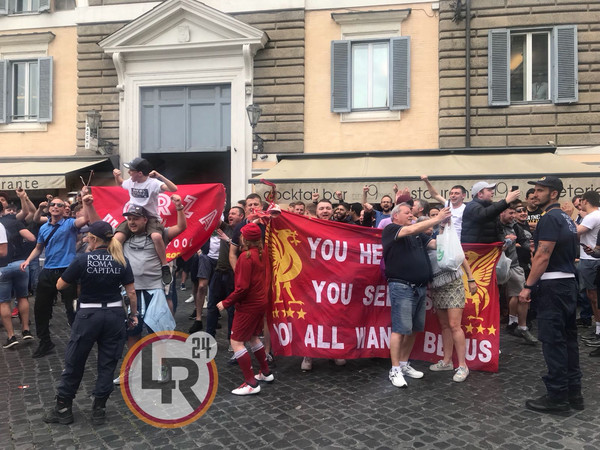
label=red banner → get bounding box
[91,184,225,261]
[267,211,502,372]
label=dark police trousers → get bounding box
[57,307,126,400]
[534,278,582,400]
[35,268,77,344]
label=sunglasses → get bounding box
[515,208,526,212]
[49,202,65,208]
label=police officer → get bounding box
[519,176,583,413]
[43,221,137,425]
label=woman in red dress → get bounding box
[217,222,273,395]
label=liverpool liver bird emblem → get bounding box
[270,228,303,305]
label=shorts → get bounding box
[126,290,155,337]
[0,261,29,302]
[578,259,600,290]
[389,281,427,335]
[430,277,466,310]
[230,310,265,342]
[505,265,525,297]
[197,254,217,280]
[116,217,163,238]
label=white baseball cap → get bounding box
[471,181,496,197]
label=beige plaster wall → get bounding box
[304,4,439,153]
[0,27,78,157]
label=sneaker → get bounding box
[506,322,518,336]
[401,363,424,379]
[231,382,260,396]
[158,364,171,384]
[3,336,18,349]
[161,265,172,285]
[334,359,347,366]
[11,307,19,318]
[389,369,408,388]
[266,352,276,369]
[429,360,454,371]
[227,356,238,366]
[300,357,312,371]
[184,295,195,303]
[255,372,275,383]
[21,330,34,340]
[188,320,203,334]
[32,341,55,358]
[514,328,538,345]
[113,375,122,385]
[180,283,186,291]
[43,400,74,425]
[188,309,197,320]
[453,366,470,382]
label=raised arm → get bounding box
[150,170,178,192]
[397,207,451,239]
[113,168,124,186]
[75,194,100,228]
[421,175,446,204]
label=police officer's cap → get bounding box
[88,221,114,240]
[527,175,563,193]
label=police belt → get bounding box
[79,301,123,308]
[387,278,428,288]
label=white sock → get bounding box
[518,326,528,331]
[391,365,401,373]
[596,323,600,334]
[399,361,408,368]
[508,315,518,325]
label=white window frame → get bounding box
[0,32,53,132]
[332,9,409,123]
[510,31,551,103]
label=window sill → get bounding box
[0,122,47,133]
[341,109,400,123]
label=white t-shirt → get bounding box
[579,209,600,260]
[0,223,7,244]
[451,203,466,240]
[122,177,163,218]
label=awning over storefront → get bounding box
[0,158,108,190]
[250,147,600,204]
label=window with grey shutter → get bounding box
[488,29,510,106]
[552,25,578,104]
[0,60,6,123]
[38,57,52,123]
[390,36,410,110]
[331,40,351,113]
[39,0,50,12]
[0,0,7,15]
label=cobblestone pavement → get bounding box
[1,289,599,450]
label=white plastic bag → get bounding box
[436,220,465,272]
[496,252,511,285]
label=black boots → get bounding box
[91,396,109,425]
[43,396,74,424]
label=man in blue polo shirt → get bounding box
[21,194,100,358]
[518,176,582,413]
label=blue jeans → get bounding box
[0,260,29,301]
[388,281,427,335]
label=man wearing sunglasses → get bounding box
[20,195,100,358]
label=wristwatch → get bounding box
[523,284,535,290]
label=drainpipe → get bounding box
[465,0,471,148]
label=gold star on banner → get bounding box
[464,323,474,334]
[285,308,295,318]
[296,309,307,320]
[487,325,497,335]
[476,324,485,335]
[272,309,280,318]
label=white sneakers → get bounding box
[401,363,424,379]
[389,369,408,388]
[231,383,261,396]
[429,360,454,372]
[301,357,312,371]
[254,372,275,383]
[453,366,469,382]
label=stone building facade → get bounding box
[438,0,600,149]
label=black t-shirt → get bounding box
[231,219,266,246]
[61,248,134,304]
[382,223,433,284]
[0,214,27,266]
[534,205,577,274]
[527,207,543,227]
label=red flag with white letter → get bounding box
[91,184,225,261]
[267,211,501,372]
